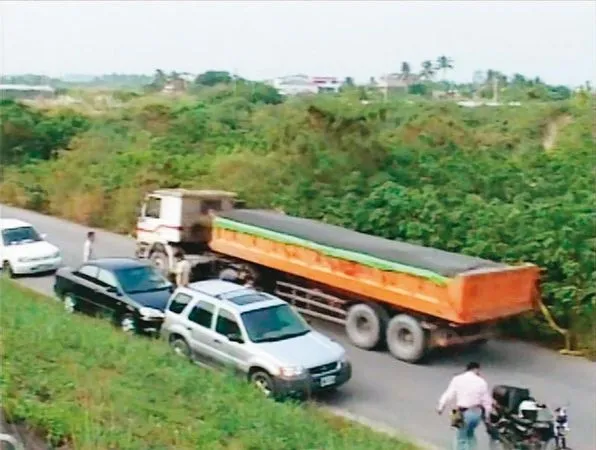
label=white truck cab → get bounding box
[135,189,237,276]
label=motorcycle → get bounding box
[489,385,571,450]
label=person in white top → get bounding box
[437,361,492,450]
[174,250,192,288]
[83,231,95,262]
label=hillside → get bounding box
[0,88,594,351]
[0,280,417,450]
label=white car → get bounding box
[0,219,62,277]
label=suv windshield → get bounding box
[2,226,42,245]
[241,304,310,343]
[114,266,171,294]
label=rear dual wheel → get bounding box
[345,303,427,363]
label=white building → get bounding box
[267,74,318,96]
[0,84,56,100]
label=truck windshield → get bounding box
[2,226,42,245]
[114,266,171,294]
[241,304,310,343]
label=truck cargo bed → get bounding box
[218,209,505,278]
[210,213,539,324]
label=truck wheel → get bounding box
[386,314,427,363]
[150,250,169,277]
[345,303,388,350]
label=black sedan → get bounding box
[54,257,174,334]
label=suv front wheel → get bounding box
[170,336,191,359]
[249,370,275,398]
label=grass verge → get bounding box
[0,279,418,450]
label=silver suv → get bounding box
[161,279,352,398]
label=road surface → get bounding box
[2,205,595,450]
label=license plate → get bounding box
[320,375,336,387]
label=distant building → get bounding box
[311,76,341,93]
[376,73,421,90]
[0,84,56,100]
[162,78,188,94]
[266,74,341,96]
[267,74,318,96]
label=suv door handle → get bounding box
[185,326,192,331]
[213,338,222,344]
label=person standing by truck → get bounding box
[174,250,191,288]
[437,361,492,450]
[83,231,95,262]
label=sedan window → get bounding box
[1,226,42,246]
[76,264,99,280]
[114,265,171,294]
[97,269,118,288]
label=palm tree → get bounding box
[420,60,435,81]
[435,56,454,81]
[401,61,411,78]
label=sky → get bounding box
[1,1,595,86]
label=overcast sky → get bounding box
[1,1,594,86]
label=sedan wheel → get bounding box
[120,314,136,333]
[2,261,15,278]
[63,294,76,313]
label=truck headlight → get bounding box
[17,256,34,262]
[51,251,61,259]
[139,307,165,319]
[279,366,305,378]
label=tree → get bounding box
[400,62,411,78]
[195,71,233,87]
[435,56,454,81]
[343,76,355,87]
[420,60,435,81]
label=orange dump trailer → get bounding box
[207,209,540,363]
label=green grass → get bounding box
[0,279,418,450]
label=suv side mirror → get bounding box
[40,233,47,239]
[227,333,244,344]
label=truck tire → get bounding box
[386,314,427,363]
[150,250,169,277]
[345,303,388,350]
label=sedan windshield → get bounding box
[114,266,171,294]
[241,304,310,343]
[1,226,42,245]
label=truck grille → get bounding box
[309,361,339,376]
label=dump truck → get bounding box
[135,189,540,363]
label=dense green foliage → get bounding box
[0,280,415,449]
[0,89,593,350]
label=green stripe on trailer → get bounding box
[213,217,450,285]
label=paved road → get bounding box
[2,205,595,450]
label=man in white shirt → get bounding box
[83,231,95,262]
[437,361,492,450]
[174,250,191,288]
